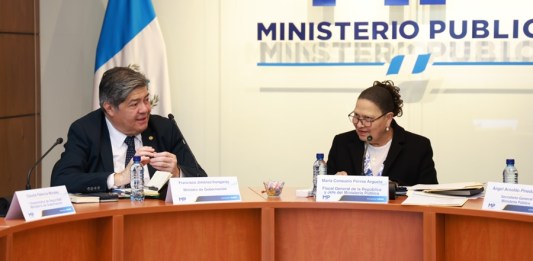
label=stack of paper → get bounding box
[69,193,119,203]
[412,182,484,196]
[119,171,172,197]
[401,182,485,206]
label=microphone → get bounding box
[361,135,373,175]
[26,137,63,190]
[168,114,205,176]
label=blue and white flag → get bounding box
[94,0,171,116]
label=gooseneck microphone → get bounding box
[168,114,205,176]
[361,135,373,175]
[26,137,63,190]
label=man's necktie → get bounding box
[124,136,136,166]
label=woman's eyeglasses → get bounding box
[348,112,387,127]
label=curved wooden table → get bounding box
[1,187,532,261]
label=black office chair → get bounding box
[0,196,10,217]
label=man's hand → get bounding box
[135,146,156,165]
[114,161,133,186]
[150,152,180,177]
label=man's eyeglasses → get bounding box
[348,112,388,127]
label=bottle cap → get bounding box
[133,155,141,162]
[506,159,515,165]
[316,153,324,160]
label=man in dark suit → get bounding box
[51,66,207,194]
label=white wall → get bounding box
[41,0,533,189]
[41,0,105,186]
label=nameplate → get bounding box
[166,177,241,204]
[483,182,533,215]
[5,186,75,221]
[316,175,389,203]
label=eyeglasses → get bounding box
[348,111,388,127]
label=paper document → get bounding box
[146,171,172,191]
[409,182,485,197]
[410,182,484,191]
[401,191,468,206]
[401,182,485,206]
[114,171,172,198]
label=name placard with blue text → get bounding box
[316,175,389,203]
[166,176,241,204]
[483,182,533,215]
[5,186,75,221]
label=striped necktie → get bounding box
[124,136,136,166]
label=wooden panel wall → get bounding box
[0,0,41,197]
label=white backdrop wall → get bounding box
[40,0,533,189]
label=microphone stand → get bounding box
[26,137,63,190]
[361,135,372,175]
[167,114,206,176]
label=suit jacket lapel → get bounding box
[99,112,114,172]
[383,120,404,175]
[348,133,365,175]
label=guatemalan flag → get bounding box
[93,0,171,116]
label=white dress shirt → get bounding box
[105,117,150,188]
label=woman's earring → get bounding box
[386,127,390,131]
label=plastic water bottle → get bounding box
[130,155,144,201]
[502,159,518,184]
[312,153,327,197]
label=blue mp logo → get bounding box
[387,54,431,75]
[313,0,445,6]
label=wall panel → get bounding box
[0,117,38,193]
[0,0,40,198]
[0,0,37,33]
[0,34,38,117]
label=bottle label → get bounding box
[502,167,518,184]
[318,165,327,175]
[130,163,145,201]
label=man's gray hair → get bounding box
[99,66,150,109]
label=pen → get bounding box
[145,186,158,191]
